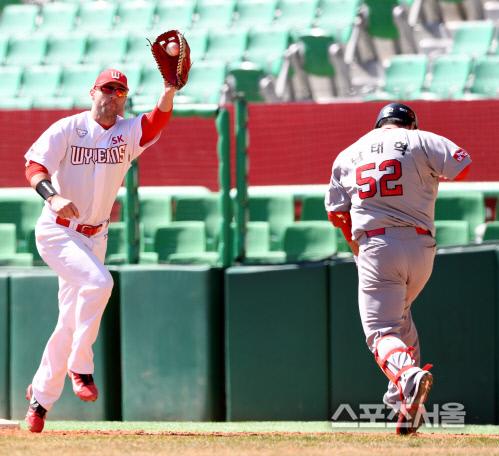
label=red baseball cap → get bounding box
[94,68,128,90]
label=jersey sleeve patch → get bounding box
[452,148,469,162]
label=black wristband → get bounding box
[35,179,58,201]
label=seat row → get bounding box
[0,27,290,74]
[0,0,360,36]
[0,61,232,109]
[365,53,499,100]
[0,188,495,266]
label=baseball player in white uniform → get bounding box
[23,68,177,432]
[325,103,472,434]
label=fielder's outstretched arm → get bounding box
[139,85,176,146]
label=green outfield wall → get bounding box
[1,245,498,423]
[0,272,8,418]
[8,269,121,421]
[329,245,499,425]
[118,265,224,421]
[224,263,330,420]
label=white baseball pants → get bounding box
[31,211,113,410]
[357,226,436,409]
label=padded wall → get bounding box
[412,246,498,424]
[119,265,224,421]
[9,269,121,420]
[0,273,8,418]
[329,245,499,425]
[225,263,329,420]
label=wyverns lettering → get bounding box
[71,145,126,165]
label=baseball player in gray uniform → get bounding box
[325,103,472,434]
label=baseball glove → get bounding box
[149,30,191,90]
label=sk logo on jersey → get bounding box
[452,149,469,162]
[111,135,124,145]
[76,128,88,138]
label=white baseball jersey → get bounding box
[25,111,160,225]
[325,128,472,240]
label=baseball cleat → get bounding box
[68,370,99,402]
[396,371,433,435]
[25,384,47,433]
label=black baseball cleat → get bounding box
[396,371,433,435]
[25,384,47,433]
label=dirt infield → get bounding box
[3,427,499,456]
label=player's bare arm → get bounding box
[157,84,176,112]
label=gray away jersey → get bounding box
[325,128,472,240]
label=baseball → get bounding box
[166,41,179,57]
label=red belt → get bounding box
[365,227,431,237]
[56,216,103,237]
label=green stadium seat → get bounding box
[0,97,33,110]
[274,0,319,31]
[59,63,101,99]
[44,32,87,65]
[365,53,427,100]
[32,97,75,110]
[482,221,499,241]
[248,193,295,250]
[182,29,208,63]
[5,35,47,66]
[466,56,499,99]
[450,20,494,57]
[137,65,164,98]
[300,193,326,221]
[37,2,78,33]
[364,0,399,40]
[27,228,45,266]
[232,221,287,264]
[314,0,360,43]
[0,65,22,98]
[420,54,472,100]
[173,61,227,104]
[0,4,39,34]
[0,223,33,266]
[19,65,62,102]
[173,193,221,251]
[125,32,156,64]
[298,30,336,77]
[245,27,290,75]
[154,221,208,263]
[83,31,128,64]
[136,191,172,252]
[0,34,8,65]
[154,0,195,34]
[194,0,235,30]
[283,221,337,262]
[435,191,485,241]
[76,1,117,32]
[204,29,248,64]
[105,222,127,265]
[115,0,155,32]
[234,0,277,28]
[434,220,470,246]
[0,194,43,253]
[226,62,266,102]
